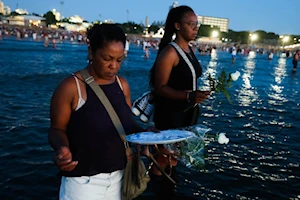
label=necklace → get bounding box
[174,41,194,60]
[186,51,194,60]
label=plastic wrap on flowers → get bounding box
[162,124,212,171]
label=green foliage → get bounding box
[121,21,144,34]
[177,125,214,171]
[9,11,20,16]
[60,18,69,23]
[220,29,281,44]
[209,69,233,103]
[148,25,160,34]
[43,11,57,25]
[31,13,41,17]
[198,24,212,37]
[151,21,165,26]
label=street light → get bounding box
[281,35,290,48]
[249,33,258,46]
[211,30,219,38]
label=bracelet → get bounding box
[186,92,190,102]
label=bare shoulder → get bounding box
[159,44,178,59]
[117,75,132,107]
[117,76,130,90]
[157,44,179,66]
[52,75,77,99]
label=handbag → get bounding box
[132,91,154,122]
[80,68,150,200]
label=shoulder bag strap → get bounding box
[79,68,128,147]
[80,68,177,183]
[169,42,196,91]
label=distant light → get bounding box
[211,30,219,38]
[250,34,258,41]
[283,36,289,42]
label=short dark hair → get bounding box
[87,24,126,54]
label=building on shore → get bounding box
[57,15,92,32]
[15,8,29,15]
[170,2,179,10]
[144,27,165,39]
[168,2,229,32]
[197,15,229,32]
[6,15,46,27]
[0,0,10,15]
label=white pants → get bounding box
[59,170,124,200]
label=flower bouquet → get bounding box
[162,125,231,171]
[208,69,240,103]
[184,69,240,112]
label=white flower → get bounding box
[207,68,214,74]
[230,71,240,81]
[218,133,230,144]
[189,155,195,163]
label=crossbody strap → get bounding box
[79,68,128,147]
[170,42,196,91]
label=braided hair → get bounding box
[149,6,194,89]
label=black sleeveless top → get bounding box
[153,46,203,130]
[61,81,133,177]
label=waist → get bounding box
[61,169,124,180]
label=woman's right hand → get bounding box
[53,146,78,171]
[189,90,211,104]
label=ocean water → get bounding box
[0,37,299,200]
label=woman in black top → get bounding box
[148,5,210,199]
[49,24,150,200]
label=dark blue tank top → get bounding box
[61,81,134,177]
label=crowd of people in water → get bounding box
[1,24,298,70]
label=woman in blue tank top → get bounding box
[48,24,149,200]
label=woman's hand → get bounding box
[144,126,160,133]
[189,90,211,104]
[53,146,78,172]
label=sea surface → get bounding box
[0,37,299,200]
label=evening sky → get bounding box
[5,0,300,35]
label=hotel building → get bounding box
[169,2,229,33]
[197,15,229,32]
